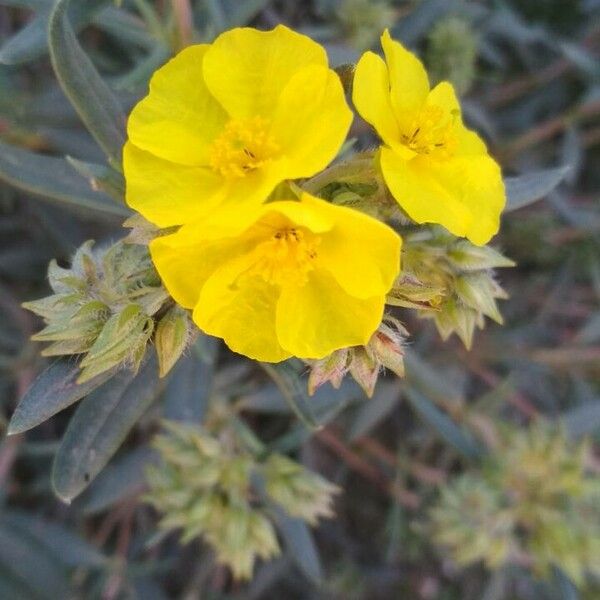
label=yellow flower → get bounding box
[123,25,352,227]
[353,30,505,245]
[150,193,401,362]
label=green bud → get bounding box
[455,273,504,324]
[337,0,395,51]
[427,17,477,95]
[155,306,192,377]
[307,348,349,395]
[447,241,515,271]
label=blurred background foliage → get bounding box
[0,0,599,598]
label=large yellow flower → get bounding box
[124,26,352,227]
[353,30,505,246]
[150,193,401,362]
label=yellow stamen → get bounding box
[400,105,458,158]
[209,116,280,178]
[247,227,320,287]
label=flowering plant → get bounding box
[3,1,590,594]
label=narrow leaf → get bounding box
[0,140,129,216]
[349,381,401,441]
[1,511,106,568]
[77,447,157,514]
[261,361,320,430]
[0,0,109,65]
[52,354,160,502]
[404,387,482,460]
[0,521,70,600]
[162,336,218,423]
[504,166,571,212]
[273,510,322,585]
[8,360,117,435]
[66,157,125,203]
[48,0,126,167]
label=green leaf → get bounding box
[404,387,482,460]
[52,354,161,502]
[504,165,571,212]
[8,360,117,435]
[1,510,106,568]
[0,520,71,600]
[260,361,320,430]
[0,140,129,217]
[66,157,125,203]
[348,381,401,441]
[162,336,218,423]
[48,0,126,168]
[273,510,322,585]
[0,0,109,65]
[77,447,157,514]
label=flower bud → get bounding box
[155,306,193,377]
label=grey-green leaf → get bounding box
[66,156,125,203]
[48,0,126,168]
[504,165,571,212]
[261,361,320,430]
[52,354,160,502]
[0,140,129,217]
[274,510,322,585]
[0,0,109,66]
[8,360,117,435]
[404,387,482,460]
[1,510,106,568]
[77,447,157,514]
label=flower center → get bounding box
[400,105,458,158]
[249,227,320,287]
[209,117,280,178]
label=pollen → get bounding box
[400,105,458,158]
[248,227,320,287]
[209,116,280,178]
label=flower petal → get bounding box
[380,147,505,246]
[149,237,233,309]
[352,50,399,146]
[123,142,224,227]
[426,81,488,155]
[194,258,290,362]
[276,270,384,359]
[203,25,327,119]
[380,29,429,122]
[127,45,227,166]
[270,65,352,179]
[298,195,401,299]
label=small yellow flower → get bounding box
[150,193,401,361]
[353,30,505,245]
[124,25,352,227]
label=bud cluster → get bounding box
[307,317,407,397]
[389,227,514,349]
[429,424,600,586]
[145,422,338,579]
[23,239,192,382]
[426,16,478,95]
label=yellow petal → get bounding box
[276,270,384,359]
[127,45,227,166]
[194,257,291,362]
[297,194,401,299]
[381,30,429,123]
[270,65,352,179]
[149,226,249,308]
[380,147,505,245]
[426,81,460,113]
[352,50,399,146]
[123,142,224,227]
[203,25,327,119]
[426,81,488,155]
